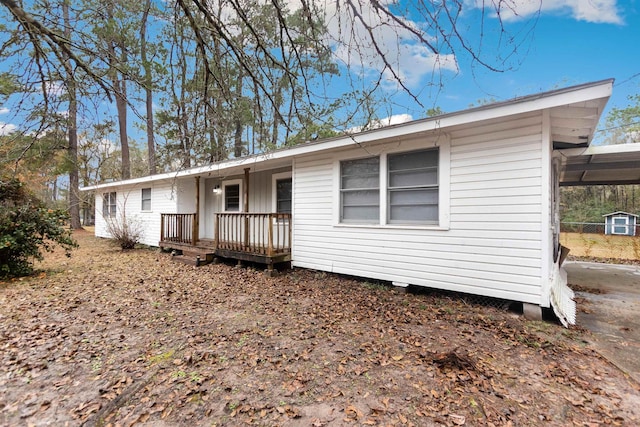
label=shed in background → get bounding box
[603,211,638,236]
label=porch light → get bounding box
[213,184,221,195]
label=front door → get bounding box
[203,178,219,239]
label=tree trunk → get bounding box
[106,0,130,179]
[62,1,82,229]
[233,69,244,158]
[116,50,130,179]
[140,0,156,175]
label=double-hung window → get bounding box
[387,148,439,224]
[340,157,380,223]
[141,188,151,211]
[102,192,116,218]
[338,147,440,226]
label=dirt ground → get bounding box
[1,231,639,426]
[560,232,640,261]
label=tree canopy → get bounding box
[0,0,541,226]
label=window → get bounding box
[340,157,380,222]
[387,148,438,224]
[276,178,292,214]
[224,183,241,212]
[141,188,151,211]
[102,192,116,218]
[337,144,447,228]
[612,216,628,235]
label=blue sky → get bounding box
[360,0,640,143]
[1,0,639,146]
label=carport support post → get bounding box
[523,303,542,321]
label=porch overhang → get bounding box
[558,143,640,186]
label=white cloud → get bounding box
[348,113,413,133]
[313,1,459,90]
[47,82,65,97]
[0,122,17,135]
[0,107,9,115]
[467,0,623,24]
[98,138,117,154]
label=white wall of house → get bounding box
[292,111,547,305]
[94,180,178,247]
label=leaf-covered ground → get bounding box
[1,230,639,426]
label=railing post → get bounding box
[177,215,183,242]
[267,214,274,256]
[192,213,197,246]
[160,214,165,242]
[287,213,292,253]
[214,214,219,250]
[243,213,249,250]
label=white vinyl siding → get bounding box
[292,112,545,304]
[95,181,177,246]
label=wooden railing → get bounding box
[215,213,291,256]
[160,213,198,245]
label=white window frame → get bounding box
[611,216,629,235]
[271,171,293,214]
[333,136,450,230]
[102,192,117,218]
[339,155,380,224]
[386,148,439,225]
[222,179,243,212]
[141,187,152,212]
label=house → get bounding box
[603,211,638,236]
[81,79,640,327]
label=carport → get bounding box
[542,88,640,326]
[554,142,640,380]
[559,143,640,186]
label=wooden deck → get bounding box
[160,213,292,267]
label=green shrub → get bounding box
[0,177,77,278]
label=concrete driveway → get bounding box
[564,261,640,383]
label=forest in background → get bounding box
[561,185,640,223]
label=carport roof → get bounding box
[559,143,640,186]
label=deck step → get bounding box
[171,254,211,267]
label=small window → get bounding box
[276,178,292,214]
[141,188,151,211]
[102,192,116,218]
[225,183,240,212]
[388,148,438,224]
[612,216,628,235]
[340,157,380,223]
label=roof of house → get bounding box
[602,211,639,218]
[81,79,617,191]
